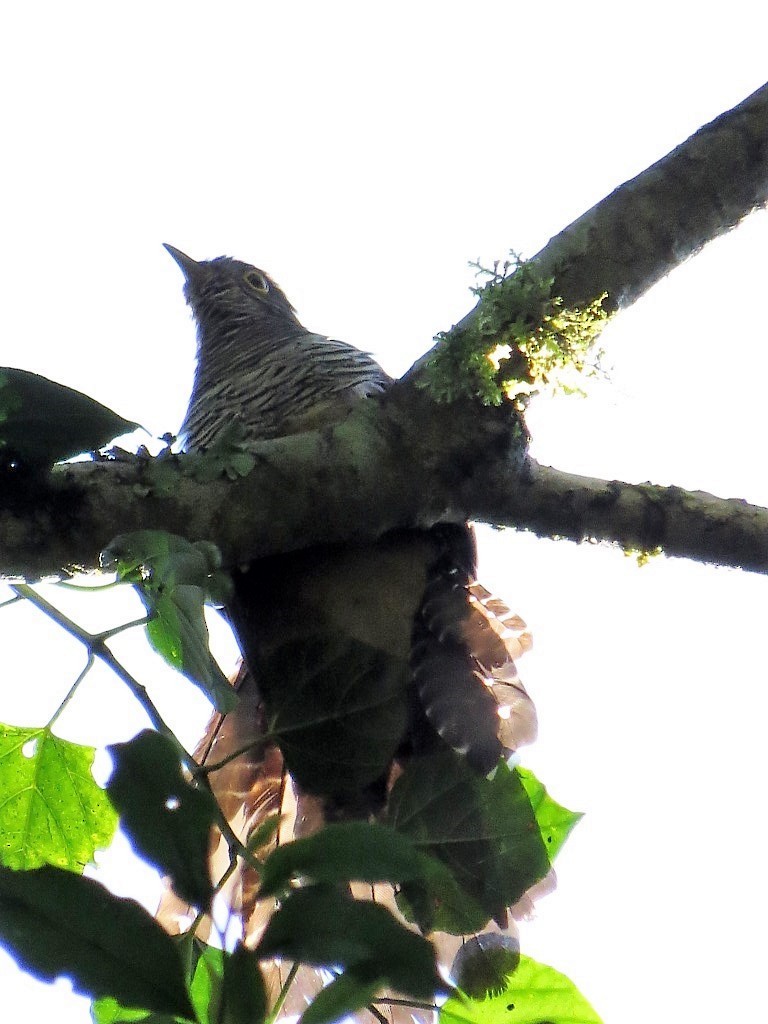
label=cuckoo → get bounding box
[160,246,537,955]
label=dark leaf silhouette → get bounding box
[108,730,217,911]
[0,865,194,1019]
[264,632,409,796]
[387,754,551,929]
[0,367,140,467]
[257,885,444,1002]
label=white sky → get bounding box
[2,4,768,1022]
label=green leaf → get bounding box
[245,813,281,854]
[92,943,229,1024]
[183,420,256,481]
[515,766,582,861]
[259,821,434,895]
[90,997,158,1022]
[107,730,216,910]
[395,869,490,938]
[256,885,443,1002]
[0,367,140,467]
[187,944,225,1024]
[386,753,550,929]
[301,969,381,1024]
[262,631,409,796]
[103,531,236,712]
[0,724,117,870]
[220,943,267,1024]
[258,820,486,936]
[0,864,195,1020]
[440,953,603,1024]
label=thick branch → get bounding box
[3,389,768,578]
[3,87,767,580]
[405,83,768,387]
[0,388,509,577]
[417,80,768,371]
[533,81,768,312]
[481,461,768,573]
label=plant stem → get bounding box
[267,961,300,1024]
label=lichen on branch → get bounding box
[420,254,609,405]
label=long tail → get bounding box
[156,545,538,1021]
[411,525,536,769]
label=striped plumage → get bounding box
[160,246,538,1018]
[174,250,389,447]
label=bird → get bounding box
[158,246,538,1015]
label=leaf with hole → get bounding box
[0,724,117,870]
[516,766,582,862]
[108,730,217,911]
[441,953,603,1024]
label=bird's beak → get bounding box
[163,243,204,283]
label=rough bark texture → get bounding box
[476,81,768,320]
[2,82,768,580]
[0,390,524,578]
[4,389,768,578]
[487,463,768,573]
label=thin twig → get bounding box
[375,996,442,1011]
[11,583,257,872]
[365,1002,390,1024]
[55,577,123,593]
[46,652,95,729]
[98,614,152,642]
[197,732,277,776]
[12,583,94,641]
[266,961,301,1024]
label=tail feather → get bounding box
[413,557,537,771]
[156,549,538,1021]
[156,662,284,942]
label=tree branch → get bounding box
[3,388,768,578]
[483,461,768,572]
[2,85,767,580]
[408,80,768,384]
[533,81,768,312]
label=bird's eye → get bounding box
[244,269,269,294]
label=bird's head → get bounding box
[163,244,298,327]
